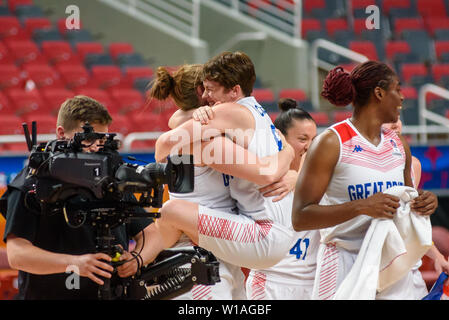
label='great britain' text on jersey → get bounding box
[348,180,404,200]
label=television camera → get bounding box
[15,121,220,300]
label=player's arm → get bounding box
[398,134,414,188]
[168,109,196,129]
[292,130,400,231]
[411,156,422,188]
[398,135,438,216]
[205,135,295,186]
[155,103,250,162]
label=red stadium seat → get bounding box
[23,17,52,35]
[278,88,307,101]
[309,111,330,126]
[301,18,322,38]
[0,16,29,41]
[130,112,169,132]
[91,65,130,89]
[108,114,133,136]
[0,115,24,135]
[325,19,349,38]
[303,0,325,15]
[74,88,119,114]
[4,39,47,65]
[39,88,75,115]
[124,66,154,84]
[75,42,104,62]
[0,41,14,65]
[0,64,24,91]
[109,42,134,60]
[393,18,425,36]
[431,63,449,83]
[252,88,275,102]
[401,63,429,83]
[424,17,449,36]
[41,40,82,65]
[109,88,145,115]
[351,0,377,10]
[417,0,448,18]
[385,41,411,60]
[6,88,45,117]
[353,18,369,36]
[349,41,378,60]
[7,0,33,13]
[21,113,57,134]
[434,41,449,61]
[333,110,352,123]
[146,96,178,115]
[56,64,91,90]
[382,0,412,15]
[0,91,12,114]
[401,86,418,99]
[22,64,65,89]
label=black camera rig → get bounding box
[12,121,220,300]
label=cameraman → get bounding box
[1,96,153,299]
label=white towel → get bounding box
[334,186,432,300]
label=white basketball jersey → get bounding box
[169,165,236,213]
[229,96,291,227]
[319,119,406,252]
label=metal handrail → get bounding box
[418,84,449,144]
[202,0,303,44]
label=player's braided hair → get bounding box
[321,61,396,107]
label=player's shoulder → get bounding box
[213,102,254,124]
[315,128,340,148]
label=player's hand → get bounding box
[193,105,215,125]
[362,193,400,219]
[116,251,139,278]
[259,170,298,202]
[411,190,438,216]
[433,253,449,275]
[72,253,114,285]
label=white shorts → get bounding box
[197,205,295,270]
[377,268,428,300]
[246,271,313,300]
[312,243,429,300]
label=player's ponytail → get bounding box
[149,66,175,101]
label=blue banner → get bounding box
[413,146,449,191]
[0,147,448,192]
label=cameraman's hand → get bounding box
[116,251,138,278]
[72,253,114,285]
